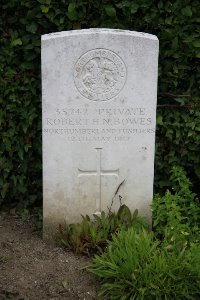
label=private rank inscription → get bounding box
[43,107,156,142]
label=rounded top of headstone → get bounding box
[42,28,158,41]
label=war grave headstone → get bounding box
[41,29,159,238]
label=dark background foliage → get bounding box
[1,0,200,208]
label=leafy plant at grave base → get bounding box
[58,204,147,256]
[1,0,200,209]
[152,166,200,245]
[87,228,200,300]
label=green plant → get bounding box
[0,255,11,263]
[87,228,200,300]
[17,207,30,221]
[17,206,43,230]
[32,207,43,230]
[152,166,200,244]
[58,205,147,256]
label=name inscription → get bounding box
[43,107,155,142]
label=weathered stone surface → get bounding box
[42,29,159,238]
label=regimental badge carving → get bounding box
[74,49,127,101]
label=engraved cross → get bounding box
[78,148,119,214]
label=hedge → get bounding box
[1,0,200,208]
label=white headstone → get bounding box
[42,29,159,238]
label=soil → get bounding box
[0,212,99,300]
